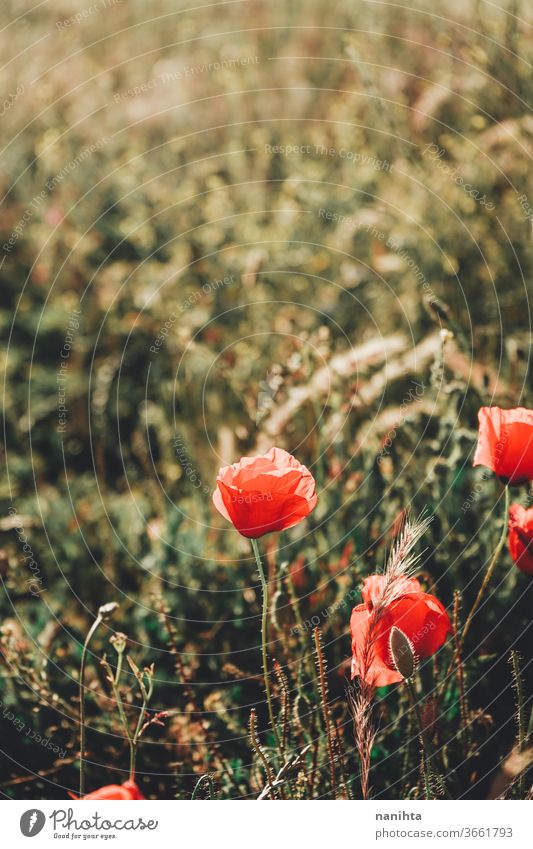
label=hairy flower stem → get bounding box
[313,628,338,799]
[79,615,103,797]
[460,485,510,649]
[251,538,282,753]
[510,651,526,797]
[405,678,432,800]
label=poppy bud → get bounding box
[98,602,119,621]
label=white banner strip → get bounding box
[2,800,531,848]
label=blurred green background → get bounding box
[0,0,532,799]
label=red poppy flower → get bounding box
[473,407,533,485]
[350,575,452,687]
[213,447,317,538]
[508,504,533,576]
[82,781,145,800]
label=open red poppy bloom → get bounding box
[82,780,145,800]
[508,504,533,576]
[213,447,317,538]
[350,575,452,687]
[473,407,533,485]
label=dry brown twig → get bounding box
[257,744,311,800]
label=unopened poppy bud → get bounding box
[98,602,119,621]
[389,626,416,679]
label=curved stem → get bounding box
[79,615,102,797]
[460,485,510,648]
[192,773,216,800]
[251,538,281,752]
[105,652,135,781]
[130,672,154,781]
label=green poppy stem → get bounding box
[79,615,103,798]
[251,538,282,752]
[460,485,510,649]
[405,677,432,800]
[79,603,118,798]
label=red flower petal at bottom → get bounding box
[82,781,145,800]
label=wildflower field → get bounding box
[1,0,533,801]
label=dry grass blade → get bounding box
[371,512,433,614]
[256,745,311,800]
[347,680,376,800]
[313,627,338,799]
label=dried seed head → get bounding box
[110,631,127,654]
[389,626,416,679]
[98,602,119,621]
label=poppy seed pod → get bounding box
[351,576,452,687]
[389,626,416,679]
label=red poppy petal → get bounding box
[212,485,231,521]
[508,503,533,575]
[266,446,303,469]
[497,421,533,484]
[387,594,451,659]
[294,470,317,501]
[216,479,314,537]
[83,785,131,800]
[350,605,403,686]
[361,575,422,607]
[240,468,306,495]
[473,406,500,473]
